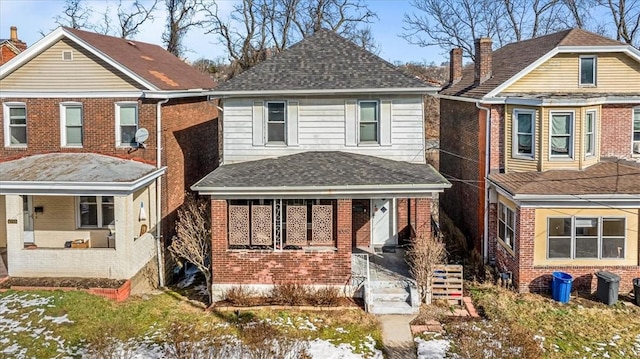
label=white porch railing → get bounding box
[351,253,371,312]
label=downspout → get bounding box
[156,98,170,287]
[476,101,491,264]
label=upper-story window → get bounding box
[359,100,379,143]
[633,108,640,155]
[3,103,27,147]
[579,56,596,86]
[584,110,596,157]
[116,103,138,147]
[60,102,83,147]
[550,111,574,159]
[266,101,286,143]
[513,109,535,158]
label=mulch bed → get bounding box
[0,277,126,289]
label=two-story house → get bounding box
[0,27,217,293]
[192,30,450,310]
[439,29,640,293]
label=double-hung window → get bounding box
[513,109,535,158]
[266,101,286,143]
[498,203,515,249]
[61,103,83,147]
[547,217,626,259]
[116,103,138,147]
[359,100,379,143]
[633,108,640,155]
[78,196,114,228]
[550,112,573,158]
[584,110,596,157]
[579,56,596,86]
[4,103,27,147]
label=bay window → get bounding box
[550,112,573,158]
[513,109,535,158]
[584,110,596,157]
[633,108,640,155]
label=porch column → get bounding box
[5,195,23,255]
[336,199,352,253]
[414,197,432,240]
[210,199,227,282]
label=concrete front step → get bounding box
[369,300,418,315]
[371,287,411,302]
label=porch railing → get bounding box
[351,253,371,312]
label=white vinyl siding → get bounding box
[115,102,138,147]
[223,96,425,163]
[3,102,27,147]
[60,102,83,147]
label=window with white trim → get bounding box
[513,109,534,158]
[633,108,640,155]
[579,56,596,86]
[116,103,138,147]
[3,103,27,147]
[61,103,83,147]
[550,112,573,158]
[584,110,596,157]
[78,196,114,228]
[547,217,625,259]
[359,100,379,143]
[266,101,286,143]
[498,203,515,249]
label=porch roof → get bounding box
[192,151,451,198]
[0,153,165,195]
[489,158,640,201]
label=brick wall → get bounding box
[0,98,157,163]
[506,207,640,293]
[600,104,635,158]
[440,99,482,250]
[0,45,19,65]
[210,199,352,285]
[160,97,219,238]
[352,199,370,248]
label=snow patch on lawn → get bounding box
[415,337,450,359]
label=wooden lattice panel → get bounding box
[251,205,273,245]
[311,205,333,244]
[286,205,307,245]
[228,205,250,245]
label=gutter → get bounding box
[476,101,491,264]
[204,87,441,98]
[156,98,170,288]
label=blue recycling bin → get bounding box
[551,271,573,303]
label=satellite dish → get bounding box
[135,128,149,145]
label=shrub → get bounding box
[407,235,447,304]
[308,286,341,306]
[222,286,258,306]
[269,283,310,306]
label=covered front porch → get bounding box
[0,153,165,280]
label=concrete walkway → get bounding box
[378,314,417,359]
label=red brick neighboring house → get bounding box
[439,28,640,293]
[0,27,217,292]
[0,26,27,65]
[193,30,450,312]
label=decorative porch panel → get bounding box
[228,205,250,245]
[312,205,333,244]
[210,199,352,285]
[285,205,307,245]
[251,205,273,245]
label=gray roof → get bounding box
[0,153,158,182]
[216,29,432,93]
[193,151,449,190]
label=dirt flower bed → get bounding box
[0,277,126,289]
[215,284,362,308]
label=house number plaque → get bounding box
[7,219,18,224]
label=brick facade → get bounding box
[600,104,635,158]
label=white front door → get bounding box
[372,198,394,247]
[23,196,34,244]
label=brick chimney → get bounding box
[474,38,492,85]
[9,26,27,51]
[449,48,463,84]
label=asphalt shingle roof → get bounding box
[0,153,157,183]
[216,29,431,92]
[65,27,216,91]
[489,160,640,196]
[441,28,628,99]
[193,151,449,189]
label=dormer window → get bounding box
[579,56,596,86]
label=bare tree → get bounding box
[407,234,447,304]
[55,0,93,29]
[163,0,205,57]
[598,0,640,47]
[168,195,212,304]
[117,0,159,38]
[201,0,377,75]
